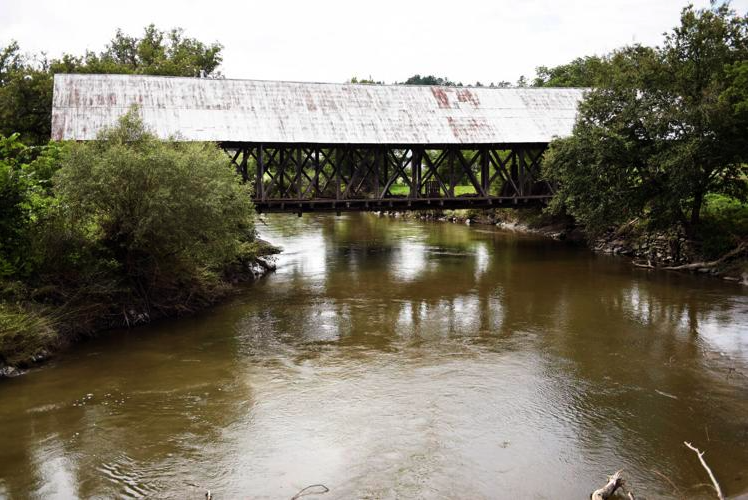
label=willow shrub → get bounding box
[53,110,256,314]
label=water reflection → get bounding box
[0,213,746,499]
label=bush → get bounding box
[0,133,62,278]
[52,110,256,314]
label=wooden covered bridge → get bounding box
[51,74,585,213]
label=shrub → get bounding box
[53,109,256,314]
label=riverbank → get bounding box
[0,245,280,378]
[378,208,748,284]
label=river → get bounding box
[0,213,747,499]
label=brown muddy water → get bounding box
[0,213,747,499]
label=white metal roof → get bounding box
[51,74,585,145]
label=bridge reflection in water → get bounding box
[224,143,552,213]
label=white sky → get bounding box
[2,0,747,84]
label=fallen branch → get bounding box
[591,470,623,500]
[661,242,746,271]
[684,441,724,500]
[632,242,746,272]
[291,484,329,499]
[632,259,655,269]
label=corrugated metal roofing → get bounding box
[52,74,586,144]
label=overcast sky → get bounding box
[2,0,747,85]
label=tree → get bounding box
[54,110,255,300]
[347,76,384,84]
[401,74,455,86]
[0,134,61,277]
[533,56,612,87]
[0,25,223,145]
[544,2,748,236]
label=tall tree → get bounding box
[544,2,748,235]
[0,25,223,145]
[533,56,612,87]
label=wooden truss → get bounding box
[222,143,553,213]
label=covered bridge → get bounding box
[52,74,585,213]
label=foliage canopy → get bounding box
[543,2,748,236]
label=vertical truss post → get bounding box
[480,146,489,196]
[314,148,320,197]
[374,146,382,198]
[256,145,264,201]
[336,147,342,201]
[510,147,519,197]
[448,147,456,197]
[296,146,302,199]
[411,146,422,198]
[239,147,249,182]
[518,147,526,197]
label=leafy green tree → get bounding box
[544,2,748,236]
[0,134,62,278]
[533,56,612,87]
[0,25,223,145]
[53,110,255,308]
[401,74,455,86]
[347,76,384,84]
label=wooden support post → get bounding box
[256,145,264,200]
[411,147,422,198]
[383,147,389,196]
[314,148,320,196]
[450,148,457,197]
[240,147,249,182]
[481,147,489,196]
[520,147,526,196]
[374,147,381,198]
[296,146,302,199]
[510,148,519,197]
[336,147,342,200]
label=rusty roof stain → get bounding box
[51,74,587,144]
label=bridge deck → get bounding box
[255,195,550,213]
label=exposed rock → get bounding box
[0,366,21,378]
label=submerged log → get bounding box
[591,470,623,500]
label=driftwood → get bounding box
[633,242,746,271]
[591,470,623,500]
[684,442,724,500]
[291,484,329,499]
[662,242,746,270]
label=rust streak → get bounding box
[456,89,480,107]
[431,87,451,109]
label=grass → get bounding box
[0,303,57,367]
[696,194,748,259]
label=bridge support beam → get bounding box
[222,142,553,213]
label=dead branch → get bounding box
[632,259,655,269]
[662,242,746,271]
[632,242,746,272]
[684,441,724,500]
[291,484,329,499]
[591,470,623,500]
